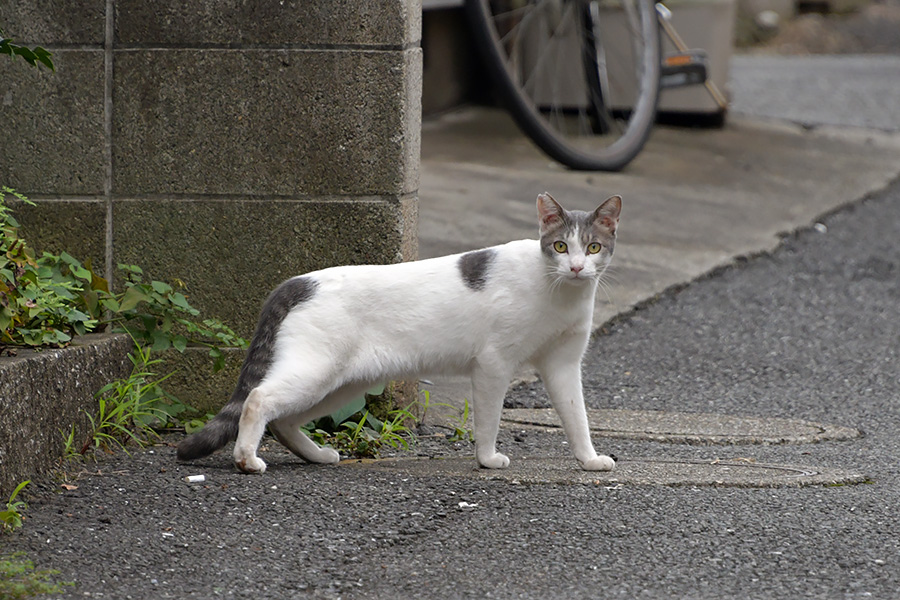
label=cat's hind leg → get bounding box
[264,382,371,466]
[269,417,340,465]
[233,386,272,473]
[233,372,336,473]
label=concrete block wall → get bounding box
[1,1,422,409]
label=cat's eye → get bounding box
[587,242,602,254]
[553,241,568,253]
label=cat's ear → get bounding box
[537,192,565,233]
[593,195,622,234]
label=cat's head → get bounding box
[537,192,621,285]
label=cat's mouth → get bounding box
[566,271,592,283]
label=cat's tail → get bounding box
[178,308,274,461]
[176,276,315,462]
[176,349,269,461]
[176,341,269,461]
[176,399,243,461]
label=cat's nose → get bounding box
[571,264,584,273]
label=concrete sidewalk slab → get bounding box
[420,108,900,330]
[342,456,868,488]
[501,408,862,445]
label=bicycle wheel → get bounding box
[466,0,661,171]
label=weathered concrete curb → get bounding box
[502,408,862,445]
[0,334,131,497]
[343,456,869,488]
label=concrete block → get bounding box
[402,54,425,196]
[0,49,106,196]
[157,347,245,416]
[115,0,421,48]
[112,48,422,197]
[0,334,132,497]
[4,198,107,275]
[112,198,411,339]
[0,0,104,46]
[397,193,420,261]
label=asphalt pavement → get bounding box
[5,53,900,599]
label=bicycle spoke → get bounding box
[467,0,661,170]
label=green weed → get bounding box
[328,404,417,458]
[418,390,473,443]
[446,398,473,443]
[0,481,29,534]
[62,344,187,460]
[0,553,72,599]
[299,385,418,459]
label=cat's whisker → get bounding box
[600,273,621,287]
[547,274,565,294]
[595,278,617,308]
[600,263,620,275]
[541,264,566,294]
[596,267,621,287]
[596,267,615,281]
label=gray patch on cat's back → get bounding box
[458,248,496,291]
[235,276,318,396]
[267,276,318,316]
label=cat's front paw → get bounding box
[477,452,510,469]
[235,455,267,474]
[581,454,616,471]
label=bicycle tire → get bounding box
[466,0,661,171]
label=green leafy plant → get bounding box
[327,405,416,459]
[0,481,29,534]
[1,191,100,348]
[0,250,100,348]
[0,553,72,599]
[1,189,246,364]
[109,264,244,371]
[0,28,54,71]
[300,385,418,459]
[63,344,188,460]
[417,390,473,443]
[446,398,473,443]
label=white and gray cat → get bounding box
[178,192,622,474]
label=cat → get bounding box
[177,192,622,474]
